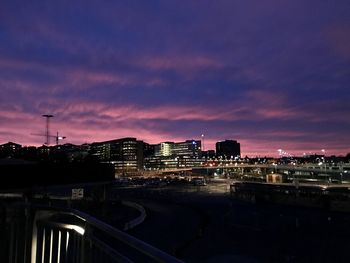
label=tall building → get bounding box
[154,142,174,157]
[143,142,155,158]
[144,140,202,170]
[90,137,144,173]
[154,140,201,158]
[172,140,201,158]
[216,140,240,159]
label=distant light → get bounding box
[192,141,196,145]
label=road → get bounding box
[113,183,262,262]
[112,181,350,263]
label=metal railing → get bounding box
[1,199,183,263]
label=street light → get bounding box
[201,134,205,152]
[321,149,326,166]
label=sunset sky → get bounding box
[1,0,349,156]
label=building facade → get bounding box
[144,140,202,170]
[154,140,201,158]
[172,140,202,158]
[0,142,22,158]
[90,137,144,173]
[216,140,241,159]
[154,142,174,157]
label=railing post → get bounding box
[2,200,184,263]
[9,220,15,263]
[24,198,34,263]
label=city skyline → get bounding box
[1,1,349,157]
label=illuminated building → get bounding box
[154,140,201,158]
[155,142,174,157]
[172,140,202,158]
[144,140,202,170]
[90,137,143,173]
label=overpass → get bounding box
[140,163,350,182]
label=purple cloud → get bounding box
[0,0,349,156]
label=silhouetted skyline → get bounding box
[0,1,349,156]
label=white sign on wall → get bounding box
[72,188,84,199]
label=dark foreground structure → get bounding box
[0,162,115,189]
[0,195,183,262]
[2,174,350,262]
[0,162,182,262]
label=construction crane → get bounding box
[42,114,54,145]
[53,131,67,145]
[31,115,66,145]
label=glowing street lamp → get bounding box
[321,149,327,173]
[201,134,205,152]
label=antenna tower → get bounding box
[42,114,54,145]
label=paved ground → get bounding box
[113,182,350,263]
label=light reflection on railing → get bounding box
[1,201,183,263]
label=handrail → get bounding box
[66,207,183,262]
[0,200,184,263]
[122,201,147,231]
